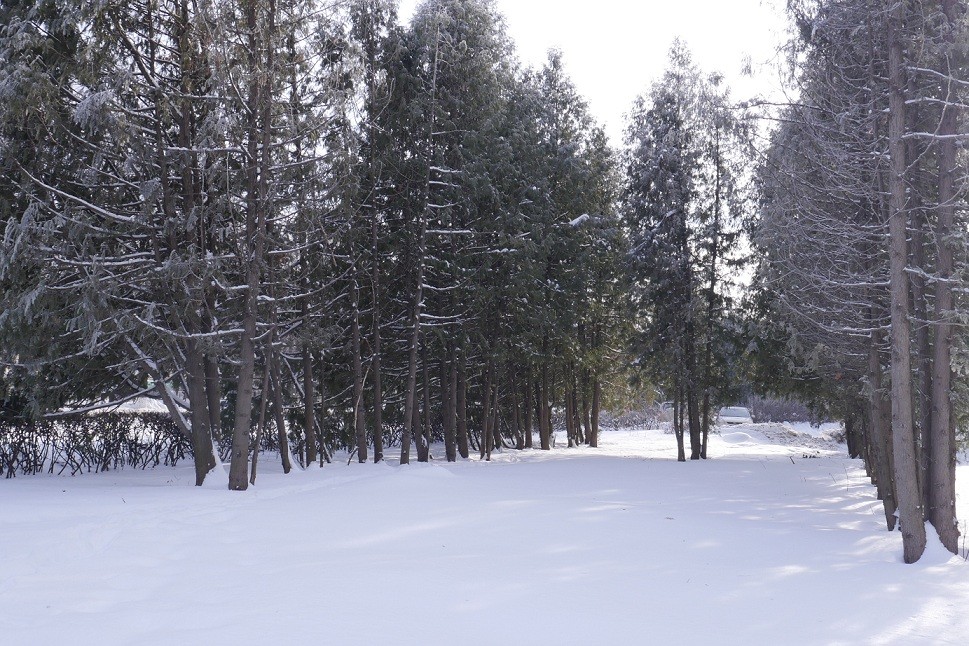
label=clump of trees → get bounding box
[0,0,626,487]
[2,0,966,568]
[622,42,753,461]
[749,0,968,562]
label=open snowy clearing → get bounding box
[2,424,968,645]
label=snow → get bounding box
[569,213,591,226]
[107,396,171,414]
[3,423,969,645]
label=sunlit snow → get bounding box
[2,423,967,644]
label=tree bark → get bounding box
[249,360,271,485]
[887,0,926,562]
[687,385,701,460]
[927,0,961,554]
[229,0,275,491]
[399,216,426,465]
[523,365,533,449]
[701,128,722,460]
[580,368,592,446]
[400,22,440,466]
[845,413,859,460]
[269,349,293,474]
[302,344,317,465]
[674,379,686,462]
[590,375,601,448]
[417,339,432,462]
[490,376,501,453]
[442,349,457,461]
[370,288,384,463]
[363,0,385,465]
[203,354,221,460]
[510,368,523,450]
[539,352,551,450]
[564,373,575,448]
[481,359,494,460]
[870,328,897,530]
[351,282,368,463]
[457,347,470,459]
[186,342,214,485]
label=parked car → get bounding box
[718,406,753,425]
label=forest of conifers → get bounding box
[0,0,965,563]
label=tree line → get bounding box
[0,0,626,489]
[749,0,968,562]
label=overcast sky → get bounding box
[398,0,790,145]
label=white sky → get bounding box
[398,0,790,145]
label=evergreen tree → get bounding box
[623,42,750,461]
[753,0,969,561]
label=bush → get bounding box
[746,396,820,424]
[0,412,190,478]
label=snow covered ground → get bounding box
[3,422,968,645]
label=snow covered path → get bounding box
[2,426,968,645]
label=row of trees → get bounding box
[0,0,626,488]
[750,0,968,562]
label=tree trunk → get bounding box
[490,377,501,453]
[229,0,275,491]
[580,368,592,446]
[564,377,575,449]
[269,350,293,474]
[302,345,317,465]
[442,350,457,461]
[861,412,875,481]
[227,201,259,489]
[687,385,702,460]
[910,200,933,506]
[539,356,551,450]
[186,343,214,485]
[572,378,584,445]
[249,360,271,485]
[524,365,533,449]
[674,380,686,462]
[683,311,702,460]
[418,339,432,462]
[845,413,859,460]
[314,351,331,464]
[700,128,722,461]
[457,348,470,459]
[868,332,896,529]
[363,0,384,465]
[399,247,425,466]
[700,389,711,460]
[371,294,384,464]
[203,354,221,461]
[481,359,494,460]
[927,0,960,555]
[887,0,926,562]
[511,370,523,450]
[351,282,368,463]
[590,375,601,448]
[411,393,421,461]
[400,23,440,466]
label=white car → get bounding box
[718,406,753,425]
